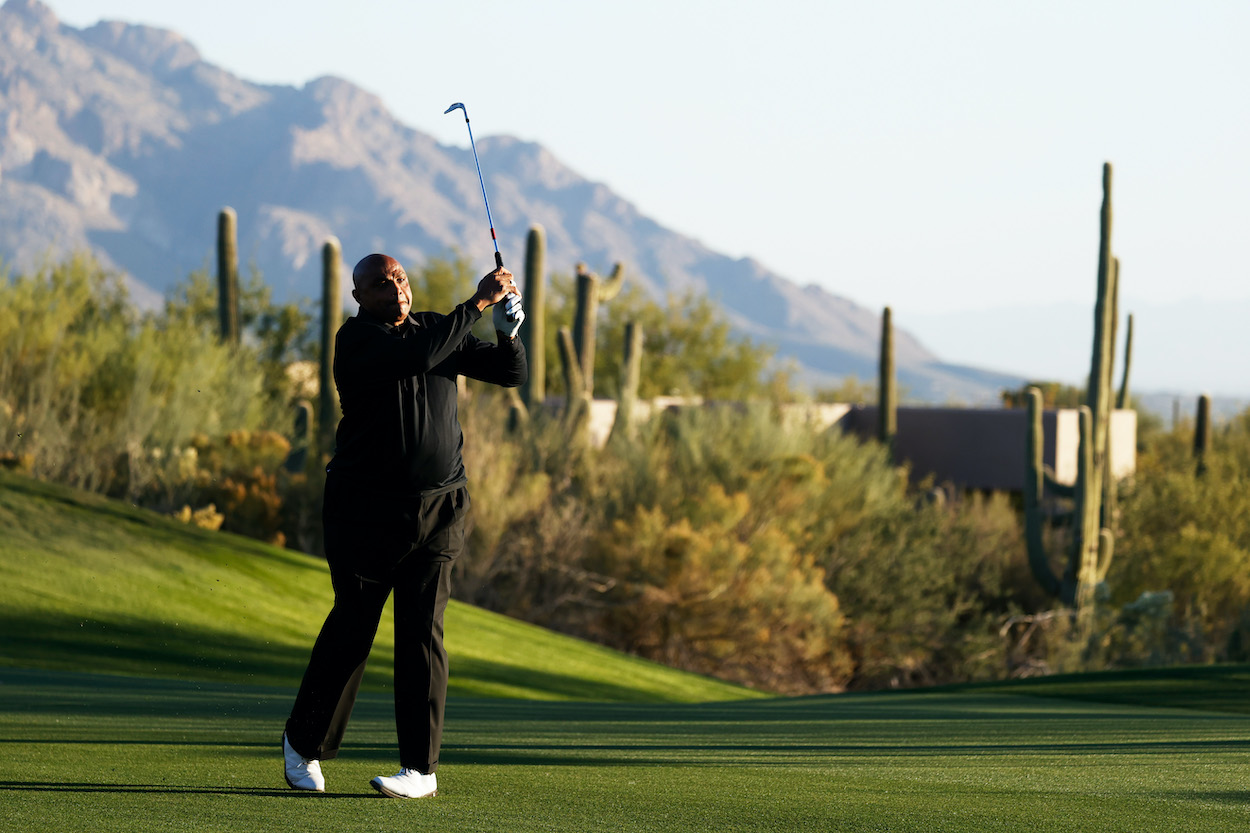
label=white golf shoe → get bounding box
[370,768,438,798]
[283,733,325,792]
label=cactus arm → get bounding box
[1071,406,1098,612]
[609,321,643,444]
[1042,467,1075,499]
[558,326,589,429]
[505,386,528,433]
[1117,313,1134,410]
[1096,524,1115,584]
[1024,386,1063,599]
[598,262,626,302]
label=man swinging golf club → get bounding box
[282,252,526,797]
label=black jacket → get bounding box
[326,302,527,492]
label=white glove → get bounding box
[493,292,525,338]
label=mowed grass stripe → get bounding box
[0,470,755,703]
[3,668,1250,832]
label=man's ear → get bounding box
[351,289,360,305]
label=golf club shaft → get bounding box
[445,103,503,270]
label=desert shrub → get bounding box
[459,401,855,692]
[0,256,287,492]
[999,590,1207,677]
[455,400,560,607]
[817,481,1029,689]
[1109,409,1250,657]
[591,486,851,694]
[0,254,325,545]
[183,431,291,546]
[456,395,1037,693]
[615,405,1030,690]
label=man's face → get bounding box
[352,256,412,326]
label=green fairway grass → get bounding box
[3,666,1250,832]
[0,469,754,703]
[957,663,1250,715]
[6,469,1250,831]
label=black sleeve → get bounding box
[456,332,528,388]
[336,304,483,384]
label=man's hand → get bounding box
[493,293,525,339]
[470,267,515,312]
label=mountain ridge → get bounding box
[0,0,1024,402]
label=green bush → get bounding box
[0,255,320,543]
[1110,410,1250,657]
[458,397,1037,693]
[0,256,285,492]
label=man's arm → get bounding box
[457,331,528,388]
[336,267,518,384]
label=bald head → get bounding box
[352,253,403,290]
[351,253,412,325]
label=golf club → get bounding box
[444,102,503,270]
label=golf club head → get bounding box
[444,102,467,117]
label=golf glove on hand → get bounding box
[493,293,525,338]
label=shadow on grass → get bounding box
[0,780,367,799]
[450,656,721,703]
[435,737,1250,768]
[1175,791,1250,805]
[948,664,1250,715]
[0,613,317,690]
[0,646,711,711]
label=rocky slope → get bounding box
[0,0,1022,401]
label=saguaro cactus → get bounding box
[1024,163,1120,616]
[217,207,240,345]
[1117,312,1134,409]
[878,306,896,454]
[1195,393,1212,477]
[319,237,343,458]
[1025,392,1116,608]
[520,225,547,411]
[557,326,589,431]
[572,261,625,396]
[609,321,644,444]
[285,400,313,474]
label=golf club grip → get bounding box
[494,251,504,270]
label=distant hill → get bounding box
[0,0,1024,402]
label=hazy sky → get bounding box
[44,1,1250,395]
